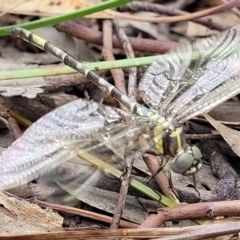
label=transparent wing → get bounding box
[0,99,118,190]
[139,42,192,112]
[55,119,159,200]
[0,98,155,191]
[139,25,240,124]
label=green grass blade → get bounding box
[0,56,159,80]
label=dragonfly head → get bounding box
[171,146,202,175]
[153,116,202,175]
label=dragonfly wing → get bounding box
[139,42,192,113]
[139,25,240,124]
[169,25,240,123]
[67,115,155,167]
[174,73,240,124]
[54,121,158,201]
[0,99,126,190]
[42,158,104,200]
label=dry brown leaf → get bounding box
[186,12,240,37]
[171,11,240,37]
[0,78,46,98]
[203,113,240,157]
[58,183,153,224]
[0,0,113,18]
[0,192,63,233]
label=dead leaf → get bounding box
[0,0,113,18]
[171,11,240,37]
[186,12,240,37]
[203,113,240,157]
[0,78,46,98]
[59,183,156,224]
[208,101,240,122]
[0,192,63,233]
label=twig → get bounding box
[113,19,137,101]
[33,198,138,228]
[0,115,8,128]
[138,136,179,202]
[112,0,240,23]
[56,22,180,54]
[199,140,237,202]
[139,200,240,228]
[110,150,135,229]
[102,20,128,112]
[1,222,240,239]
[8,116,22,139]
[120,2,228,30]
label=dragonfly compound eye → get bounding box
[171,146,203,174]
[171,153,195,174]
[191,146,202,161]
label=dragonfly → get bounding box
[1,25,240,192]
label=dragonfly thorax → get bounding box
[153,115,202,175]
